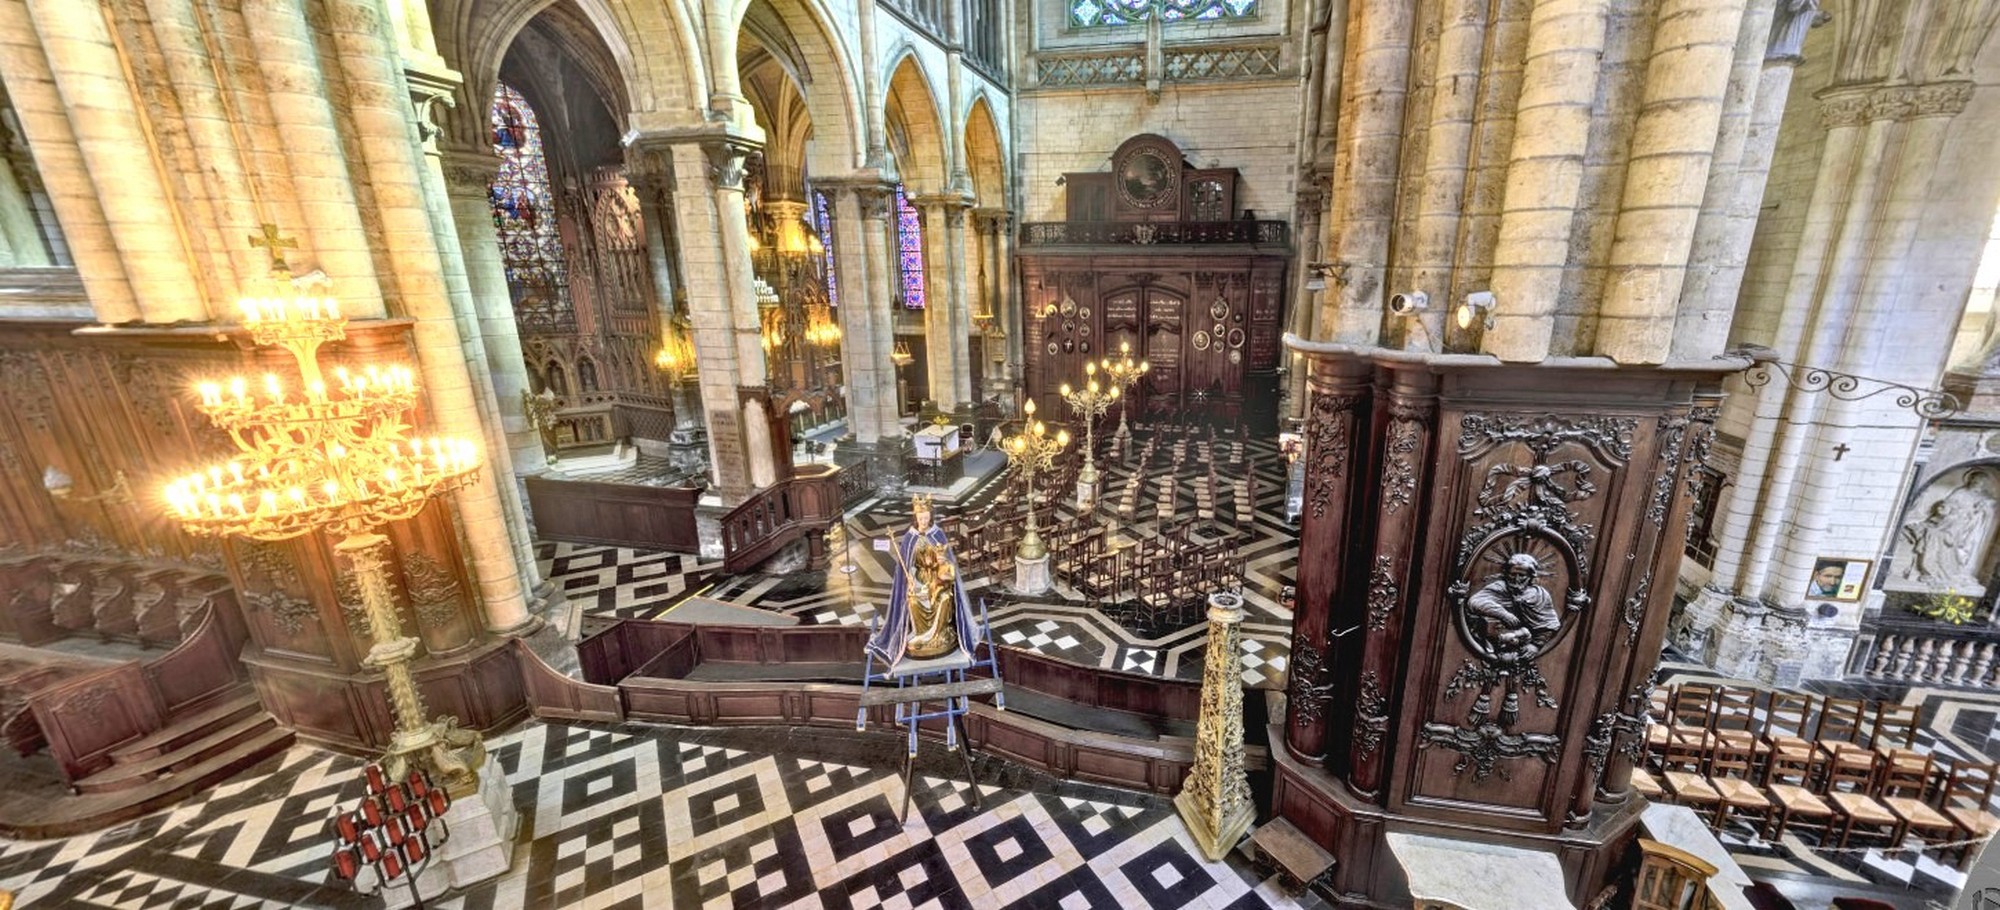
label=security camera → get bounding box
[1388,291,1430,316]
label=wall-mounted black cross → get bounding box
[1833,443,1851,461]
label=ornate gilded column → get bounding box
[1177,591,1256,861]
[1284,357,1370,762]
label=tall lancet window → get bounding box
[1070,0,1257,26]
[895,186,926,310]
[810,189,839,309]
[489,83,575,334]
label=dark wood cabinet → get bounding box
[1019,135,1288,426]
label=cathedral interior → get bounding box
[6,0,2000,908]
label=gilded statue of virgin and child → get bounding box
[869,495,979,668]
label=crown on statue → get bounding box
[911,493,934,513]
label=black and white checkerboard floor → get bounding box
[538,436,1300,689]
[0,722,1325,910]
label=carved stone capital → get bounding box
[1907,81,1975,118]
[971,207,1012,236]
[702,138,761,192]
[405,66,460,153]
[438,145,500,195]
[1817,88,1871,129]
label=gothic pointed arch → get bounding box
[884,52,948,193]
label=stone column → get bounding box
[825,184,888,444]
[917,194,974,413]
[972,208,1013,402]
[857,183,906,433]
[25,0,207,323]
[638,134,772,501]
[1177,591,1255,862]
[422,136,540,595]
[1594,0,1750,364]
[319,0,529,632]
[1286,180,1326,416]
[1320,0,1413,345]
[439,145,547,490]
[1668,0,1788,360]
[1482,0,1609,361]
[628,154,708,467]
[0,0,135,319]
[235,0,387,319]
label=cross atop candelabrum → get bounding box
[1060,362,1120,498]
[163,226,488,794]
[1001,398,1070,562]
[1097,340,1150,455]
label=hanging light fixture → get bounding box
[891,340,915,367]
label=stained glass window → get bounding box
[1069,0,1256,27]
[895,186,926,310]
[810,189,839,309]
[488,84,575,334]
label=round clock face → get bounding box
[1229,349,1242,365]
[1193,330,1210,351]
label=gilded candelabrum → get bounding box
[163,242,487,793]
[1098,340,1150,454]
[1001,398,1069,561]
[1059,361,1120,493]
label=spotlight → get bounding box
[1456,291,1496,331]
[1388,291,1429,316]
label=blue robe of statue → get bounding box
[869,521,979,671]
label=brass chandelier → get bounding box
[163,229,488,792]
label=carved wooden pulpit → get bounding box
[1274,340,1740,906]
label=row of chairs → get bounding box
[1634,683,1999,864]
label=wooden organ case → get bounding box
[1018,135,1288,425]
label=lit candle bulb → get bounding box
[208,466,223,488]
[238,299,259,324]
[198,382,221,407]
[228,462,244,484]
[288,487,306,506]
[227,493,245,516]
[308,380,326,402]
[325,298,340,320]
[205,493,222,517]
[383,467,400,489]
[303,297,320,320]
[259,491,277,515]
[321,480,339,501]
[264,373,283,404]
[229,376,247,408]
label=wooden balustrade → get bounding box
[720,463,847,574]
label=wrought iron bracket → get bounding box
[1738,354,1961,419]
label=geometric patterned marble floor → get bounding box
[537,435,1300,691]
[0,721,1325,909]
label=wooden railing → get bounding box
[524,474,701,551]
[720,463,847,573]
[1020,220,1289,247]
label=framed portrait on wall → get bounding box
[1808,557,1872,603]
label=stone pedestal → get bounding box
[1075,475,1099,512]
[1177,592,1256,862]
[1014,553,1052,596]
[373,766,519,908]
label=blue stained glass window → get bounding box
[488,84,574,333]
[810,189,839,309]
[1069,0,1256,27]
[895,186,926,310]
